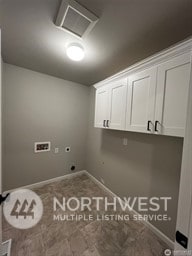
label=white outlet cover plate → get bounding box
[55,148,59,154]
[123,138,128,146]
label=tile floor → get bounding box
[3,173,170,256]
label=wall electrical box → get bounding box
[34,142,51,153]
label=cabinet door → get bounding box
[108,79,127,130]
[155,53,191,137]
[126,68,157,133]
[94,86,109,128]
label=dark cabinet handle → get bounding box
[147,120,152,131]
[106,120,110,128]
[155,121,159,132]
[103,120,106,127]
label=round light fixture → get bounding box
[66,43,85,61]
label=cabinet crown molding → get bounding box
[93,37,192,89]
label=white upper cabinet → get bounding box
[94,85,109,128]
[94,39,192,137]
[125,53,191,137]
[155,53,191,137]
[94,79,127,130]
[126,68,157,133]
[108,79,127,130]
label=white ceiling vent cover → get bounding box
[55,0,98,38]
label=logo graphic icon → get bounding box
[164,249,172,256]
[3,189,43,229]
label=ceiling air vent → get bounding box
[55,0,98,38]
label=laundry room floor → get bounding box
[3,173,170,256]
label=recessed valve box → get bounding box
[34,142,51,153]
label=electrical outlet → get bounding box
[65,146,71,152]
[123,138,128,146]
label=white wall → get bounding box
[3,64,89,190]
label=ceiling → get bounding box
[0,0,192,86]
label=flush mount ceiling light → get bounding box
[66,43,85,61]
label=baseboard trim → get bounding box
[85,170,175,249]
[5,170,86,193]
